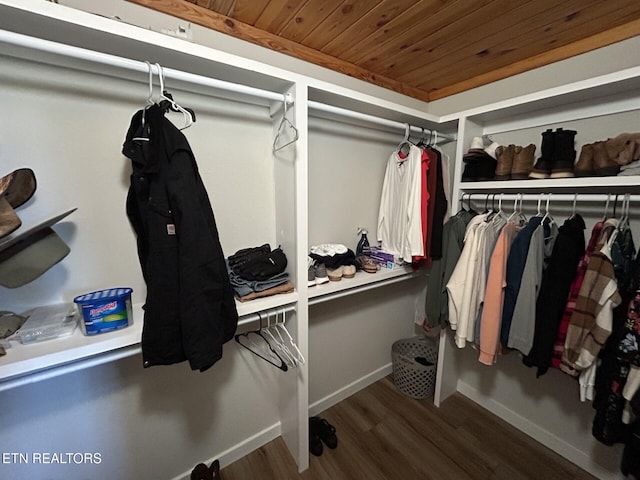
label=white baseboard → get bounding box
[456,382,618,480]
[309,363,393,416]
[169,423,282,480]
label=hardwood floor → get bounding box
[221,376,599,480]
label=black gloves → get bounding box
[230,245,287,281]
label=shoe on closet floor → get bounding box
[310,416,338,450]
[190,459,220,480]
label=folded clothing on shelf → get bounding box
[236,281,294,303]
[227,244,290,300]
[309,247,357,269]
[228,244,287,281]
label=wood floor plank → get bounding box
[221,376,600,479]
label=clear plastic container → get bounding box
[16,304,78,344]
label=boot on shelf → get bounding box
[494,144,515,180]
[574,143,594,177]
[592,140,620,176]
[511,144,536,180]
[550,128,576,178]
[529,129,555,179]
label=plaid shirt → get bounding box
[551,221,604,369]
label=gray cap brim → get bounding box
[0,209,76,288]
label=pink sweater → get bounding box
[479,222,521,365]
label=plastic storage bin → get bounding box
[15,304,77,344]
[74,287,133,336]
[391,335,438,400]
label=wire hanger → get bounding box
[262,310,297,369]
[234,313,288,372]
[273,94,299,152]
[275,308,305,366]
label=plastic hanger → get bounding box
[602,193,611,221]
[396,123,412,157]
[273,94,299,152]
[569,193,578,220]
[155,63,193,130]
[132,61,156,142]
[275,308,305,366]
[234,313,288,371]
[263,310,297,368]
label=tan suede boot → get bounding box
[495,144,515,180]
[574,143,594,177]
[592,141,619,176]
[511,144,536,179]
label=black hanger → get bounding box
[234,313,288,371]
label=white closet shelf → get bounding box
[0,292,298,390]
[459,175,640,193]
[308,265,421,305]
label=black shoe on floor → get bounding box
[310,416,338,449]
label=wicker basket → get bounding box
[391,336,438,400]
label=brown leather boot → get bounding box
[0,168,37,209]
[0,197,20,239]
[511,144,536,179]
[495,144,515,180]
[592,141,619,176]
[574,143,594,177]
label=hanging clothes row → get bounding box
[376,126,450,267]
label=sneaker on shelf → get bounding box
[307,257,317,287]
[314,263,329,285]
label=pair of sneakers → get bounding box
[308,258,329,287]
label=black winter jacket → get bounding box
[123,105,238,372]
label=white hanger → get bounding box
[276,308,305,366]
[602,193,611,221]
[396,123,412,157]
[132,61,156,142]
[262,310,297,368]
[273,94,299,152]
[155,63,193,130]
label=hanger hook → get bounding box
[403,123,410,142]
[154,62,165,94]
[282,93,288,115]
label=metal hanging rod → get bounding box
[0,30,292,105]
[308,100,456,144]
[461,193,640,202]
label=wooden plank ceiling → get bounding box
[127,0,640,102]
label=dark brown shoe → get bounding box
[0,168,37,209]
[495,144,515,180]
[592,141,619,176]
[0,197,20,239]
[511,144,536,179]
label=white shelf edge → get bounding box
[0,292,299,389]
[458,175,640,191]
[308,265,422,305]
